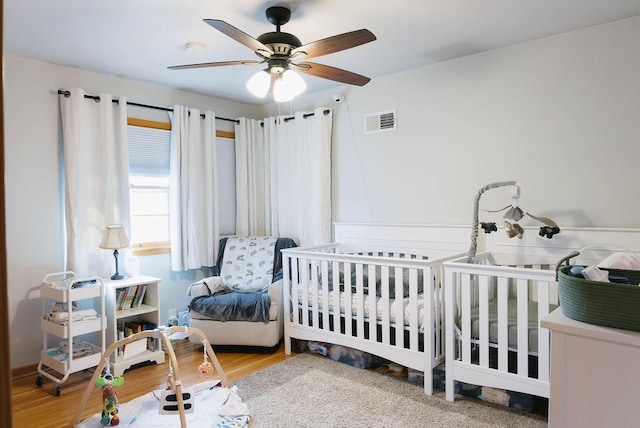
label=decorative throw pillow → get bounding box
[220,236,278,292]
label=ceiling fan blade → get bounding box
[295,62,371,86]
[204,19,274,56]
[291,29,376,60]
[168,60,260,70]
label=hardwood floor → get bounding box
[11,340,293,427]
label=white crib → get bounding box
[444,226,640,402]
[282,223,469,395]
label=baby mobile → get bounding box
[468,181,561,263]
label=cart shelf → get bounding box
[36,272,106,396]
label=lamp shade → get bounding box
[273,69,306,102]
[246,70,271,98]
[99,224,130,250]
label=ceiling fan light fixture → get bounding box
[273,69,306,102]
[246,69,271,98]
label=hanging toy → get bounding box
[503,185,524,222]
[504,221,524,239]
[96,359,124,426]
[159,358,194,415]
[480,222,498,234]
[198,342,214,379]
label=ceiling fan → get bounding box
[168,6,376,101]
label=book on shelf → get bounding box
[123,285,137,309]
[115,289,125,310]
[116,284,148,310]
[134,284,147,308]
[142,321,158,352]
[117,287,129,310]
[116,328,125,357]
[124,321,142,336]
[141,321,157,331]
[129,287,138,308]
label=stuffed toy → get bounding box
[96,370,124,426]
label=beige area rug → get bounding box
[234,353,547,428]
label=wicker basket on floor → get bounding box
[556,252,640,332]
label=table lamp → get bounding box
[100,224,130,280]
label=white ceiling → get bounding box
[5,0,640,105]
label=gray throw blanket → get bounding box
[188,290,271,323]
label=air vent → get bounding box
[364,109,396,134]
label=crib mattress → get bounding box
[296,288,433,331]
[461,298,558,354]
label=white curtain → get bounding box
[169,106,219,271]
[60,89,130,277]
[234,117,270,236]
[235,107,332,246]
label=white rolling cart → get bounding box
[36,271,106,396]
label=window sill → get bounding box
[132,242,171,256]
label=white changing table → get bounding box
[542,308,640,428]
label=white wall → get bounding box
[6,15,640,369]
[3,55,263,368]
[272,15,640,229]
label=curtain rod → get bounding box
[57,89,239,124]
[284,110,331,122]
[259,109,330,127]
[58,89,330,125]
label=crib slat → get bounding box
[461,273,472,365]
[321,260,330,332]
[310,259,319,328]
[409,268,419,352]
[292,257,300,326]
[497,277,509,372]
[395,266,404,348]
[479,275,490,368]
[516,279,528,376]
[344,262,353,337]
[368,263,378,342]
[529,264,541,302]
[380,265,390,345]
[355,263,365,339]
[332,260,341,333]
[301,258,311,327]
[444,265,453,401]
[432,267,441,359]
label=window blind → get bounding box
[128,125,171,175]
[216,137,236,236]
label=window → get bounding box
[130,175,170,245]
[127,118,237,256]
[128,119,171,255]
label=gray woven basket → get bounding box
[557,256,640,332]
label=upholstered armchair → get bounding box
[186,236,296,350]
